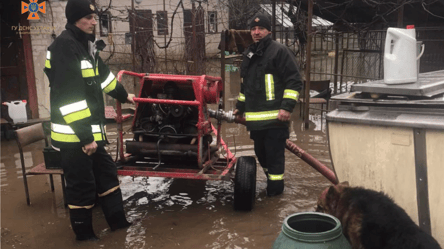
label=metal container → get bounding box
[326,70,444,246]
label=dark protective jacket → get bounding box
[235,34,302,131]
[44,23,128,148]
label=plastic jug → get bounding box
[2,100,28,124]
[384,25,419,84]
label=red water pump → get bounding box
[116,71,224,169]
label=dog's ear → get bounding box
[318,187,329,202]
[334,182,349,193]
[327,185,340,197]
[325,185,341,212]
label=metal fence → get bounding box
[274,27,444,94]
[417,27,444,73]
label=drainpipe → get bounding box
[272,0,276,40]
[131,0,137,93]
[164,0,167,71]
[397,0,404,28]
[20,14,38,118]
[303,0,313,129]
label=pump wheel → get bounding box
[233,156,257,211]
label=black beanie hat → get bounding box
[249,13,271,31]
[65,0,97,24]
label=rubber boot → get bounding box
[100,188,131,231]
[69,208,99,241]
[267,179,284,197]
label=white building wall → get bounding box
[29,0,67,118]
[30,0,228,118]
[94,0,228,71]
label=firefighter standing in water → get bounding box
[234,13,303,196]
[44,0,135,241]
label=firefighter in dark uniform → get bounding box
[234,13,303,196]
[44,0,135,241]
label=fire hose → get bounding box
[209,109,338,184]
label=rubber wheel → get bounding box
[233,156,257,211]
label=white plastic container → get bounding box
[3,100,28,124]
[416,41,425,76]
[384,26,418,84]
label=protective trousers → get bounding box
[61,146,130,239]
[250,128,289,196]
[60,146,120,208]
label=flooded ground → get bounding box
[1,106,333,249]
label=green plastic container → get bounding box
[273,212,352,249]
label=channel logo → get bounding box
[22,0,46,20]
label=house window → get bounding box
[99,12,111,37]
[157,11,168,35]
[207,11,217,33]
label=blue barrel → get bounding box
[273,212,352,249]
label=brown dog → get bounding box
[316,182,441,249]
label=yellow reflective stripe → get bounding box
[265,74,275,101]
[45,60,51,69]
[103,78,117,93]
[51,123,104,143]
[245,110,279,121]
[68,204,95,209]
[101,72,116,92]
[98,185,120,197]
[60,100,91,123]
[60,100,88,116]
[82,69,95,78]
[268,174,284,181]
[52,123,102,134]
[51,131,80,142]
[45,51,51,69]
[238,93,245,102]
[51,131,104,143]
[63,108,91,124]
[80,60,95,78]
[93,133,103,141]
[283,89,299,101]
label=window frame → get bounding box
[156,11,168,36]
[99,11,112,37]
[207,11,217,34]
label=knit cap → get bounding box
[249,13,271,31]
[65,0,97,24]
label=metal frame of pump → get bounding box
[114,71,236,180]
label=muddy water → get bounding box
[1,110,332,249]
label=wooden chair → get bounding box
[15,123,66,206]
[299,80,332,117]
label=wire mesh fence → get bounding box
[273,27,444,94]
